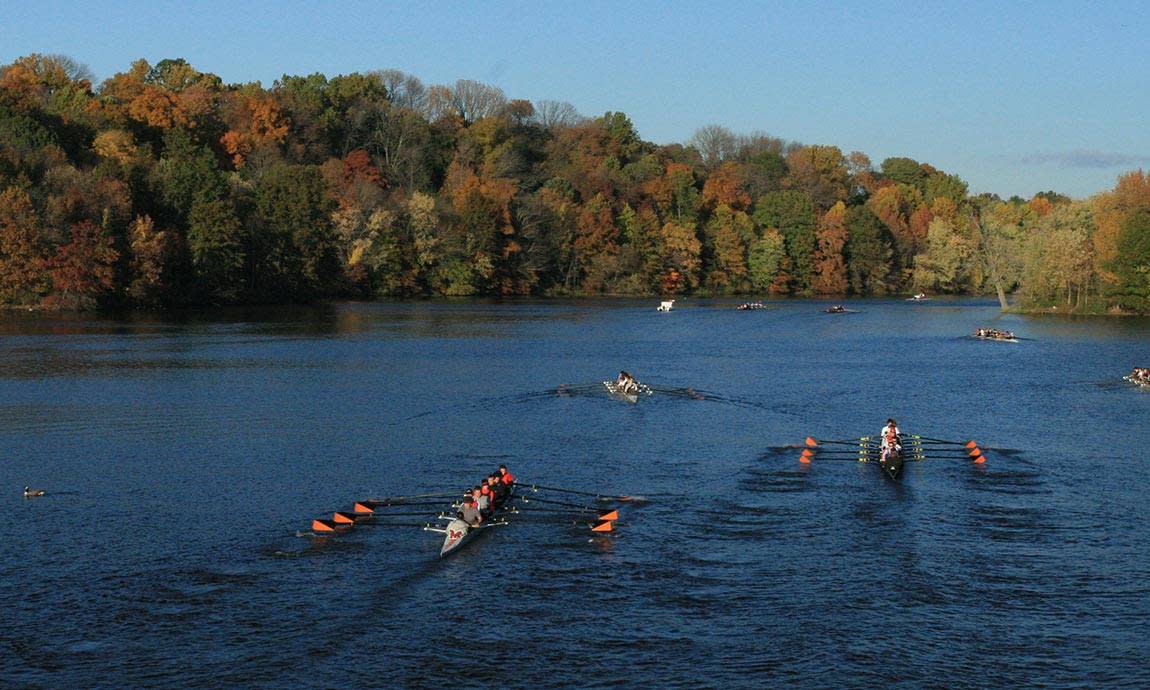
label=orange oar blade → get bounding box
[805,436,819,447]
[973,455,986,464]
[598,510,619,522]
[799,455,812,464]
[332,511,358,524]
[591,520,614,533]
[965,440,978,449]
[801,448,814,458]
[969,447,982,458]
[353,502,376,514]
[311,518,346,532]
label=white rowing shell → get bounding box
[440,518,470,556]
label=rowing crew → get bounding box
[826,305,847,313]
[457,465,515,527]
[975,327,1015,340]
[616,370,640,395]
[1129,367,1150,383]
[880,418,901,460]
[737,302,766,310]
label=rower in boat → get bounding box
[498,464,514,487]
[458,496,483,526]
[826,305,846,313]
[473,486,490,515]
[616,370,638,395]
[880,418,901,456]
[488,474,508,504]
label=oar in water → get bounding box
[361,491,466,505]
[802,436,869,447]
[515,482,638,502]
[519,494,610,511]
[512,505,620,522]
[353,499,455,512]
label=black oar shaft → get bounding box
[515,483,628,500]
[520,495,597,510]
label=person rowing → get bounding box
[497,464,514,486]
[487,474,507,504]
[880,418,901,458]
[472,486,490,515]
[458,495,483,526]
[828,305,845,313]
[617,370,638,395]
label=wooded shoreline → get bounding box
[2,54,1148,314]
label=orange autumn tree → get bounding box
[811,201,849,294]
[1092,170,1150,286]
[42,220,119,309]
[220,91,290,168]
[0,187,48,303]
[702,162,751,212]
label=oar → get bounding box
[519,494,608,510]
[515,483,635,501]
[354,500,452,511]
[802,437,865,447]
[362,491,465,504]
[515,499,616,519]
[350,510,444,517]
[907,435,979,447]
[513,506,619,521]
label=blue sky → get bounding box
[4,0,1148,199]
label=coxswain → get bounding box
[498,464,514,486]
[458,496,483,526]
[880,418,901,457]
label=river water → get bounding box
[1,299,1148,689]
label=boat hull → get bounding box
[879,448,905,480]
[603,381,641,403]
[439,488,513,557]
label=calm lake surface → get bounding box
[2,298,1148,689]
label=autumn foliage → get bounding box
[0,53,1148,313]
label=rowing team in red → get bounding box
[880,418,901,460]
[457,465,515,527]
[975,327,1015,340]
[1129,367,1150,383]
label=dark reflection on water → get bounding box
[1,298,1148,688]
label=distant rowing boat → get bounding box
[974,329,1019,343]
[603,380,651,403]
[906,293,930,301]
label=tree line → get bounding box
[1,54,1148,312]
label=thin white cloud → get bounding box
[1018,150,1150,169]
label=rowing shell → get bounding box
[878,446,905,480]
[974,334,1019,343]
[603,380,651,403]
[1124,375,1150,388]
[434,488,514,557]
